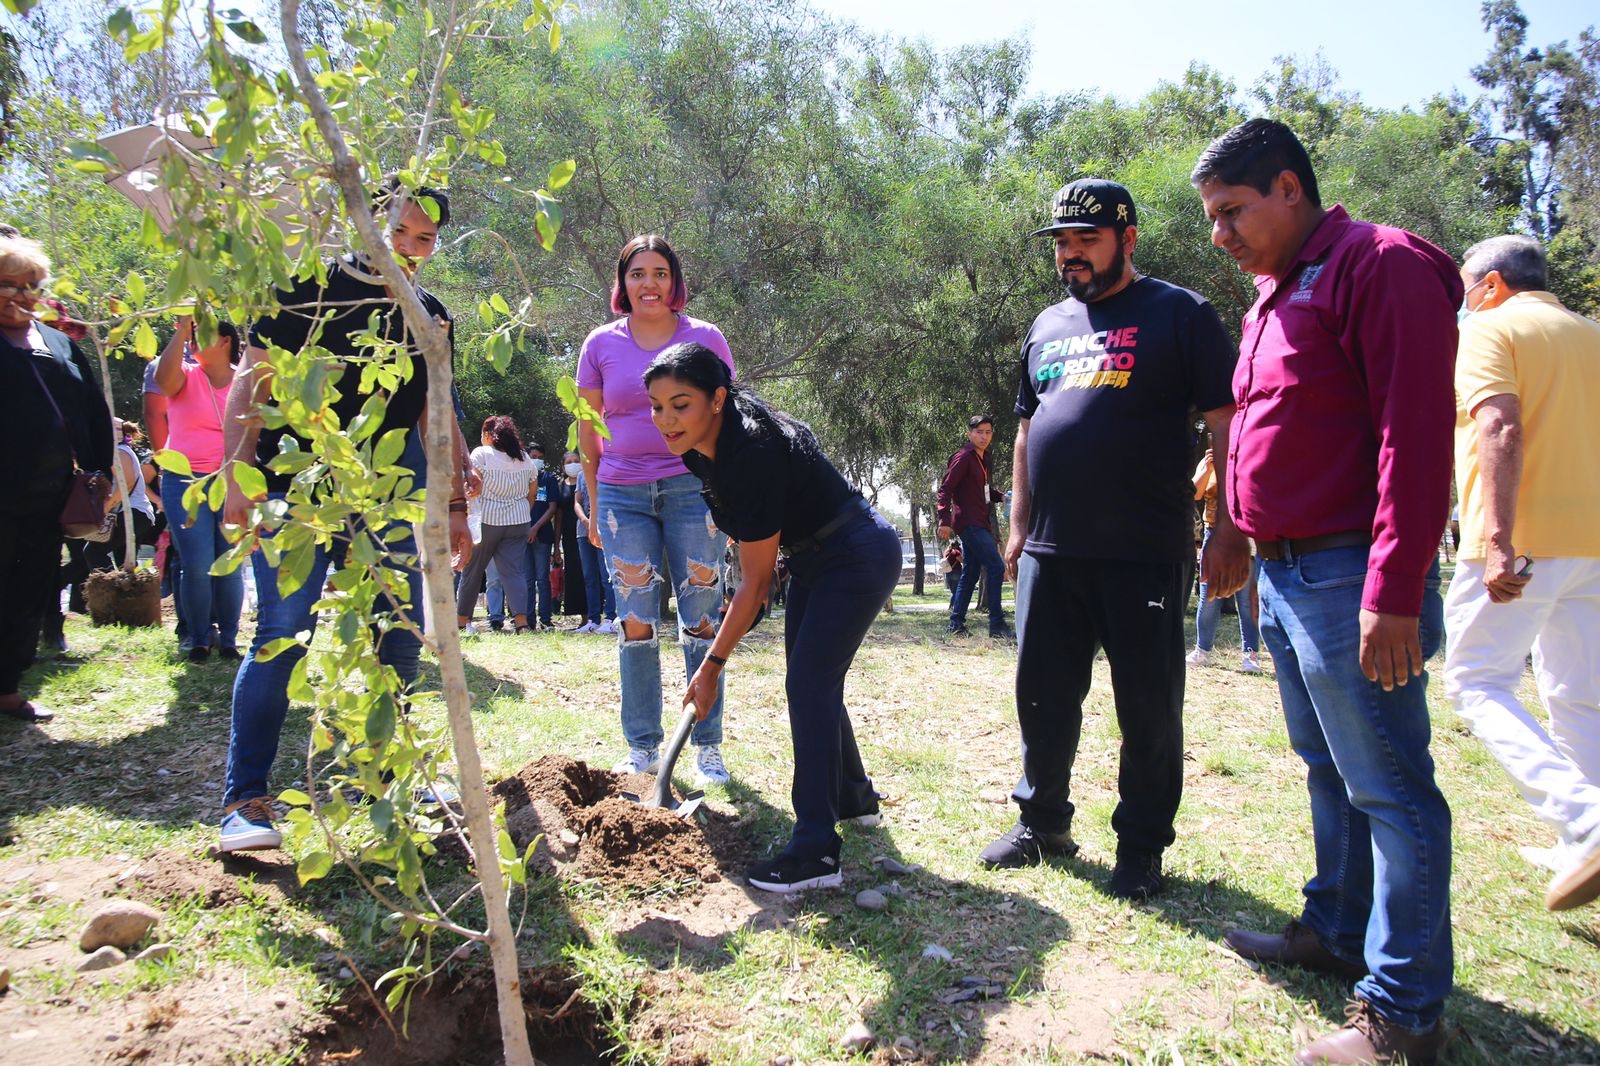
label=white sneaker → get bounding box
[844,812,883,828]
[460,623,481,637]
[1185,647,1213,667]
[1519,842,1575,873]
[611,748,661,775]
[694,744,730,785]
[219,797,283,852]
[576,621,598,634]
[1240,653,1263,674]
[597,619,617,635]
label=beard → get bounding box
[1059,253,1128,303]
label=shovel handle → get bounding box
[654,703,699,808]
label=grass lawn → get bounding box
[1,573,1596,1064]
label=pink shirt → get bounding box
[1227,206,1461,616]
[164,362,231,474]
[576,315,734,485]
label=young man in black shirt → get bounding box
[216,179,474,853]
[980,179,1250,898]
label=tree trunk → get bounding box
[910,501,925,596]
[90,331,136,569]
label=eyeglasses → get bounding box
[0,282,44,298]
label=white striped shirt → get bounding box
[471,446,536,526]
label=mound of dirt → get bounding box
[130,847,297,909]
[486,754,753,892]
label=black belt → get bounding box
[781,498,871,558]
[1255,530,1370,561]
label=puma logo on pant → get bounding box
[1147,597,1166,610]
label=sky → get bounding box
[804,0,1595,112]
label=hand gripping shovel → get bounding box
[620,703,705,819]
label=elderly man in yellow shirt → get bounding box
[1444,233,1600,913]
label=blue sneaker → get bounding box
[219,797,283,853]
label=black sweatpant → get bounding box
[1011,552,1192,855]
[1,508,65,695]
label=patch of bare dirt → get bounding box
[128,847,298,909]
[487,754,754,893]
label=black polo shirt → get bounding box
[681,394,858,547]
[249,257,453,493]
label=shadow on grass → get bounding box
[607,778,1073,1062]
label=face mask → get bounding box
[564,463,582,478]
[1457,302,1472,323]
[531,458,544,474]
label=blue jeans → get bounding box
[1195,527,1259,653]
[781,510,902,860]
[160,471,243,650]
[486,559,503,625]
[950,526,1006,633]
[525,540,553,625]
[1258,546,1451,1029]
[596,473,725,749]
[577,522,616,622]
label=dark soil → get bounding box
[488,754,754,892]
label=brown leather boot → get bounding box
[1295,998,1448,1065]
[1223,919,1366,981]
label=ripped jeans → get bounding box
[596,473,726,750]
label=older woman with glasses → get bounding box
[0,236,113,722]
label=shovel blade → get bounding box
[619,788,705,820]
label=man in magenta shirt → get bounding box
[1193,120,1458,1066]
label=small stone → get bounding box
[872,856,919,876]
[273,995,289,1009]
[558,829,580,846]
[79,900,162,951]
[894,1036,916,1050]
[772,1057,792,1066]
[133,943,175,963]
[77,946,127,972]
[854,889,888,912]
[840,1021,875,1051]
[0,963,11,993]
[105,1033,120,1041]
[337,967,353,980]
[156,768,171,777]
[881,881,907,897]
[921,943,953,962]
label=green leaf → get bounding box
[256,637,301,662]
[496,829,517,863]
[366,696,397,745]
[154,449,193,476]
[489,292,511,315]
[548,20,561,51]
[125,272,146,305]
[226,19,267,44]
[133,319,158,359]
[373,428,408,470]
[556,377,578,407]
[232,462,267,500]
[547,159,576,191]
[278,788,312,806]
[105,6,133,34]
[370,798,395,836]
[297,850,335,885]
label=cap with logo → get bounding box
[1030,179,1138,236]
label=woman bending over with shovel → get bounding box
[645,342,901,893]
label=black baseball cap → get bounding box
[1030,178,1138,236]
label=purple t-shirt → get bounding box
[576,315,735,485]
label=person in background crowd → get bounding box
[983,179,1248,908]
[937,414,1011,639]
[572,445,617,634]
[0,235,114,721]
[456,415,537,634]
[1194,118,1456,1066]
[155,316,243,663]
[650,342,899,892]
[1187,448,1262,673]
[524,440,563,630]
[577,234,733,785]
[558,449,585,620]
[84,418,158,572]
[1443,234,1600,913]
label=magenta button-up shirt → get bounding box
[1227,206,1462,617]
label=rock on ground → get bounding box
[854,888,888,911]
[133,943,175,963]
[840,1020,875,1051]
[79,899,161,951]
[77,945,127,971]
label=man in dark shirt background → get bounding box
[936,413,1009,638]
[1193,119,1457,1066]
[525,441,564,630]
[981,178,1249,902]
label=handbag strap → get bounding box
[22,346,85,470]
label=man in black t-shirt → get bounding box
[978,179,1251,898]
[524,442,564,629]
[215,179,475,854]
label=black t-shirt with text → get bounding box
[1014,276,1235,562]
[249,257,453,494]
[528,468,562,544]
[682,394,859,547]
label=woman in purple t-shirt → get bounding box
[577,235,735,785]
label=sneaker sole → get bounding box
[219,831,283,852]
[1547,844,1600,911]
[748,870,844,893]
[844,813,882,828]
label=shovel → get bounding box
[620,703,705,819]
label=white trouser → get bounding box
[1444,557,1600,845]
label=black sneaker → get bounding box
[747,854,844,893]
[1108,849,1164,900]
[947,624,971,637]
[979,821,1079,869]
[989,623,1015,640]
[188,645,211,663]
